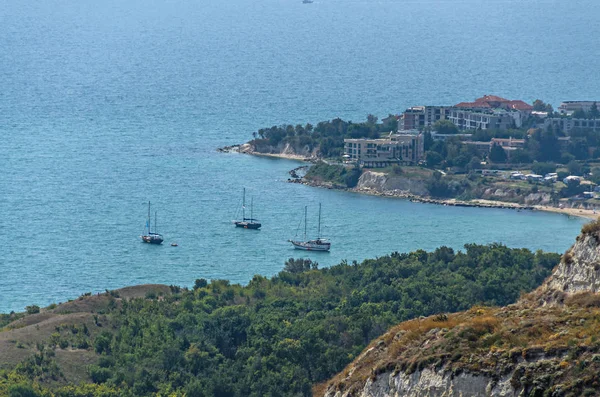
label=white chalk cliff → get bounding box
[323,220,600,397]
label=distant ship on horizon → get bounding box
[302,0,314,4]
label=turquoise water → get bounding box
[1,0,596,313]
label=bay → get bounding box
[0,0,596,313]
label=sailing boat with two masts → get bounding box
[234,188,261,229]
[289,203,330,251]
[141,201,164,244]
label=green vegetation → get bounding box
[251,116,394,158]
[304,162,361,188]
[0,245,560,396]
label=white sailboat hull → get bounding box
[289,239,331,252]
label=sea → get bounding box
[1,0,597,313]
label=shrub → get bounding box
[194,278,208,290]
[89,365,112,384]
[25,305,40,314]
[581,219,600,236]
[94,332,112,354]
[392,165,403,175]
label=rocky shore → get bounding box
[289,174,599,219]
[219,145,597,219]
[218,143,317,162]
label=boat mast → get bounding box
[147,201,151,234]
[318,203,321,239]
[242,188,246,220]
[250,197,253,223]
[304,205,307,240]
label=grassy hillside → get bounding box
[0,247,560,396]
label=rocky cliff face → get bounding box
[479,188,553,206]
[543,230,600,294]
[322,220,600,397]
[355,171,428,196]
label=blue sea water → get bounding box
[1,0,597,313]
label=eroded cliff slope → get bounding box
[320,219,600,397]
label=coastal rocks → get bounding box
[244,141,318,160]
[217,142,318,160]
[542,229,600,295]
[323,224,600,397]
[481,188,552,206]
[355,171,428,196]
[326,368,517,397]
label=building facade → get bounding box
[344,133,424,167]
[558,101,599,116]
[447,109,516,131]
[400,106,451,131]
[544,117,600,134]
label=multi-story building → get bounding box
[344,133,424,167]
[399,96,532,132]
[558,101,599,116]
[400,106,451,131]
[544,117,600,134]
[447,109,516,131]
[454,95,533,114]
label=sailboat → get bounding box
[234,188,261,229]
[141,201,164,244]
[289,203,330,251]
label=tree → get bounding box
[432,120,459,135]
[573,109,587,119]
[283,258,318,273]
[467,157,482,171]
[589,167,600,185]
[532,99,554,114]
[511,149,532,164]
[367,114,378,125]
[567,160,583,176]
[423,131,434,151]
[531,162,556,176]
[425,151,443,167]
[489,143,507,163]
[528,128,561,162]
[532,99,547,111]
[591,102,599,119]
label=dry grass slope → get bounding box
[0,284,172,383]
[320,298,600,396]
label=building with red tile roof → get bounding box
[454,95,533,112]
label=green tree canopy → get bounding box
[432,120,459,135]
[489,143,507,163]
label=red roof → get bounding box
[454,95,532,111]
[507,100,534,111]
[475,95,510,103]
[454,101,491,108]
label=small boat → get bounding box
[234,188,261,229]
[171,242,178,247]
[302,0,313,3]
[141,201,164,244]
[289,203,330,251]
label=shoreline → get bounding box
[291,179,597,220]
[217,144,315,162]
[219,145,597,221]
